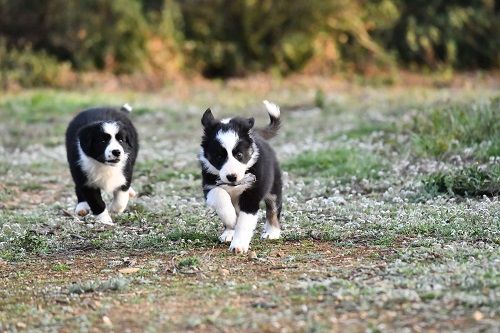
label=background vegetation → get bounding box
[1,0,498,87]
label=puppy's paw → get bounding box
[95,210,114,226]
[110,201,127,214]
[219,229,234,243]
[128,187,137,198]
[75,202,90,217]
[229,238,250,254]
[261,226,281,240]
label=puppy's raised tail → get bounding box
[256,100,281,140]
[120,103,133,113]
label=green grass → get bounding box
[1,86,499,332]
[283,146,385,181]
[52,263,71,272]
[410,98,500,158]
[68,277,130,294]
[177,256,200,268]
[423,164,500,197]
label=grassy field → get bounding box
[0,79,499,332]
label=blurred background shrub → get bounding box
[0,0,498,86]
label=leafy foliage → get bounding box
[0,0,497,83]
[423,164,500,197]
[411,98,500,158]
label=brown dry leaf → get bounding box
[102,315,113,326]
[248,251,258,260]
[118,267,140,274]
[473,311,484,321]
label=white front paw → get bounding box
[128,187,137,198]
[229,238,251,254]
[219,229,234,243]
[261,225,281,240]
[110,200,127,214]
[111,190,129,214]
[75,202,90,216]
[95,209,114,225]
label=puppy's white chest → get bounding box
[79,154,126,193]
[86,164,126,193]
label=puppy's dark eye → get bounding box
[235,152,244,160]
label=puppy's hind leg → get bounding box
[262,173,282,240]
[261,194,281,240]
[206,187,237,243]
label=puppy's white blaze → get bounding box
[220,118,232,124]
[216,130,248,182]
[263,100,280,118]
[261,222,281,240]
[78,142,127,193]
[206,187,237,229]
[110,189,129,214]
[95,208,114,225]
[216,130,239,150]
[102,122,119,136]
[199,148,219,175]
[102,122,125,162]
[229,212,257,253]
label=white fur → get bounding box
[78,143,127,193]
[219,229,234,243]
[121,103,133,112]
[128,187,137,198]
[246,141,260,170]
[220,118,232,124]
[102,122,125,163]
[219,179,255,214]
[110,189,129,213]
[199,148,220,175]
[75,201,90,216]
[216,130,248,182]
[95,208,114,225]
[261,221,281,240]
[229,212,257,253]
[206,187,237,230]
[263,100,280,118]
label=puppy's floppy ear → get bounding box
[77,124,96,153]
[244,117,255,130]
[201,108,216,128]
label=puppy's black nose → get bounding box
[112,149,121,157]
[226,174,237,182]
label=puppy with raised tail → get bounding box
[199,101,283,253]
[65,104,139,225]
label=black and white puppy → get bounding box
[199,101,282,253]
[65,104,139,225]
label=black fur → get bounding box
[65,107,138,216]
[200,110,282,220]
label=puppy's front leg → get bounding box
[111,187,130,214]
[82,187,113,225]
[229,212,258,254]
[206,187,237,242]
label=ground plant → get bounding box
[0,80,498,331]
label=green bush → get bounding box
[0,39,68,88]
[384,0,499,69]
[423,164,500,197]
[0,0,150,73]
[411,98,500,158]
[0,0,498,80]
